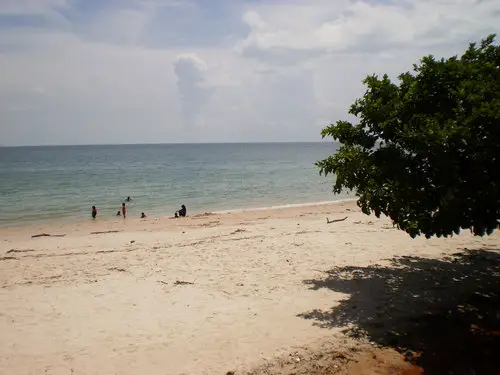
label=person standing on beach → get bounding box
[92,206,97,219]
[122,202,126,218]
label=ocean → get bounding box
[0,142,349,227]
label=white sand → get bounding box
[1,201,499,375]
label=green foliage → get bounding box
[317,35,500,238]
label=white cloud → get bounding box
[173,54,213,131]
[0,30,184,145]
[238,0,499,59]
[81,9,150,46]
[0,0,499,145]
[0,0,71,29]
[0,0,69,15]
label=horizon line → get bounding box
[0,140,335,148]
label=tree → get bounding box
[317,35,500,238]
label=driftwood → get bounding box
[107,267,127,272]
[326,216,348,224]
[0,256,18,261]
[174,280,194,286]
[6,249,35,254]
[31,233,66,238]
[90,230,121,235]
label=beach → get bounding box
[1,200,499,375]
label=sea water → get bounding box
[0,143,350,226]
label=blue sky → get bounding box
[0,0,498,146]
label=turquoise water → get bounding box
[0,143,347,226]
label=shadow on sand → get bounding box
[298,246,500,374]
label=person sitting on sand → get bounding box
[116,210,121,216]
[122,202,126,218]
[141,212,146,218]
[92,206,97,219]
[175,204,186,218]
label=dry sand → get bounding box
[1,201,499,375]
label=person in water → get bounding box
[175,204,186,218]
[122,202,127,218]
[141,212,146,218]
[126,196,131,202]
[116,210,121,216]
[92,206,97,219]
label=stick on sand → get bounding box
[326,216,348,224]
[90,230,121,235]
[31,233,66,238]
[174,280,195,286]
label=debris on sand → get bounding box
[6,249,35,254]
[107,267,127,273]
[174,280,195,286]
[31,233,66,238]
[231,228,247,234]
[326,216,348,224]
[0,256,17,261]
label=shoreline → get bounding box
[212,198,356,214]
[0,197,356,234]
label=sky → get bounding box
[0,0,498,146]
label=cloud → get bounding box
[173,54,213,131]
[0,31,183,145]
[237,0,499,62]
[0,0,71,30]
[245,69,325,140]
[0,0,499,145]
[0,0,69,16]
